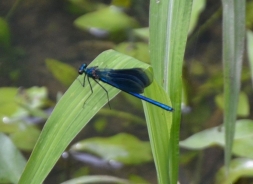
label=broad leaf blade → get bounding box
[18,50,150,184]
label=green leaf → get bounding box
[246,1,253,29]
[0,87,48,133]
[18,50,152,184]
[0,17,11,49]
[180,119,253,159]
[45,58,77,87]
[65,0,105,15]
[111,0,132,8]
[246,30,253,86]
[0,88,23,133]
[71,133,152,165]
[133,28,149,40]
[0,87,47,123]
[237,92,250,117]
[0,133,27,184]
[98,108,145,125]
[10,125,41,151]
[74,6,139,39]
[222,0,245,171]
[16,87,49,119]
[128,175,149,184]
[114,42,150,63]
[188,0,206,34]
[149,0,192,183]
[215,92,250,117]
[215,158,253,184]
[62,175,131,184]
[0,87,19,118]
[143,81,173,182]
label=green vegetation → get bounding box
[0,0,251,183]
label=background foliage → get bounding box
[0,0,252,184]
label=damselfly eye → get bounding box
[78,70,83,75]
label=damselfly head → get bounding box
[78,64,87,75]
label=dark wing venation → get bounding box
[111,68,152,87]
[97,68,151,86]
[96,68,151,93]
[103,77,145,93]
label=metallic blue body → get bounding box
[78,64,173,111]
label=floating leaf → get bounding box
[180,119,253,159]
[215,158,253,184]
[71,133,152,165]
[74,6,139,39]
[0,133,26,183]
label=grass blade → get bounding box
[221,0,245,173]
[149,0,192,183]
